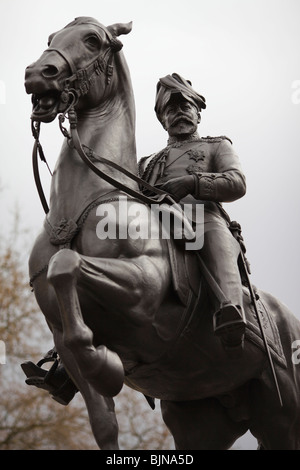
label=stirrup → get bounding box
[21,353,78,406]
[213,304,246,350]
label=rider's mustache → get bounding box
[170,114,194,127]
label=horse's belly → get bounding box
[125,288,290,401]
[125,319,265,401]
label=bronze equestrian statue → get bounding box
[21,17,300,450]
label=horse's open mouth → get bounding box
[31,91,62,122]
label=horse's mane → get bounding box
[64,17,105,30]
[48,17,106,46]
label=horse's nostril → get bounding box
[42,65,59,78]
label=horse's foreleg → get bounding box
[52,327,119,450]
[47,249,124,397]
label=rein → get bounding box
[31,103,176,216]
[32,90,186,224]
[67,108,175,205]
[31,120,52,214]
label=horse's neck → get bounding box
[76,94,137,177]
[48,92,137,225]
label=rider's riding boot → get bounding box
[21,349,78,406]
[213,303,246,350]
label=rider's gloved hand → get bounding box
[156,175,195,202]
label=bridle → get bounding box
[30,26,195,241]
[33,25,123,114]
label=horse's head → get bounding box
[25,17,132,122]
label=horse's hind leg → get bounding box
[249,373,300,450]
[161,397,249,450]
[47,248,124,397]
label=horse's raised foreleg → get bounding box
[47,249,124,397]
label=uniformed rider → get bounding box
[139,73,247,350]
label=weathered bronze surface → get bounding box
[23,17,300,450]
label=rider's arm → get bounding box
[191,139,246,202]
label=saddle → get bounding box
[165,220,286,368]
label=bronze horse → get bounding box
[24,17,300,449]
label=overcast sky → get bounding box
[0,0,299,450]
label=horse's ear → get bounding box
[107,22,133,37]
[47,32,57,46]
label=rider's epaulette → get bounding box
[201,135,233,145]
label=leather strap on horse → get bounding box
[45,26,124,106]
[67,108,197,242]
[230,221,283,407]
[32,121,52,214]
[31,106,197,244]
[32,140,50,214]
[68,108,173,206]
[31,109,170,216]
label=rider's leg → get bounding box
[200,216,246,348]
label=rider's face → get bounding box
[162,98,200,138]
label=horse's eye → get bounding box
[85,35,100,50]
